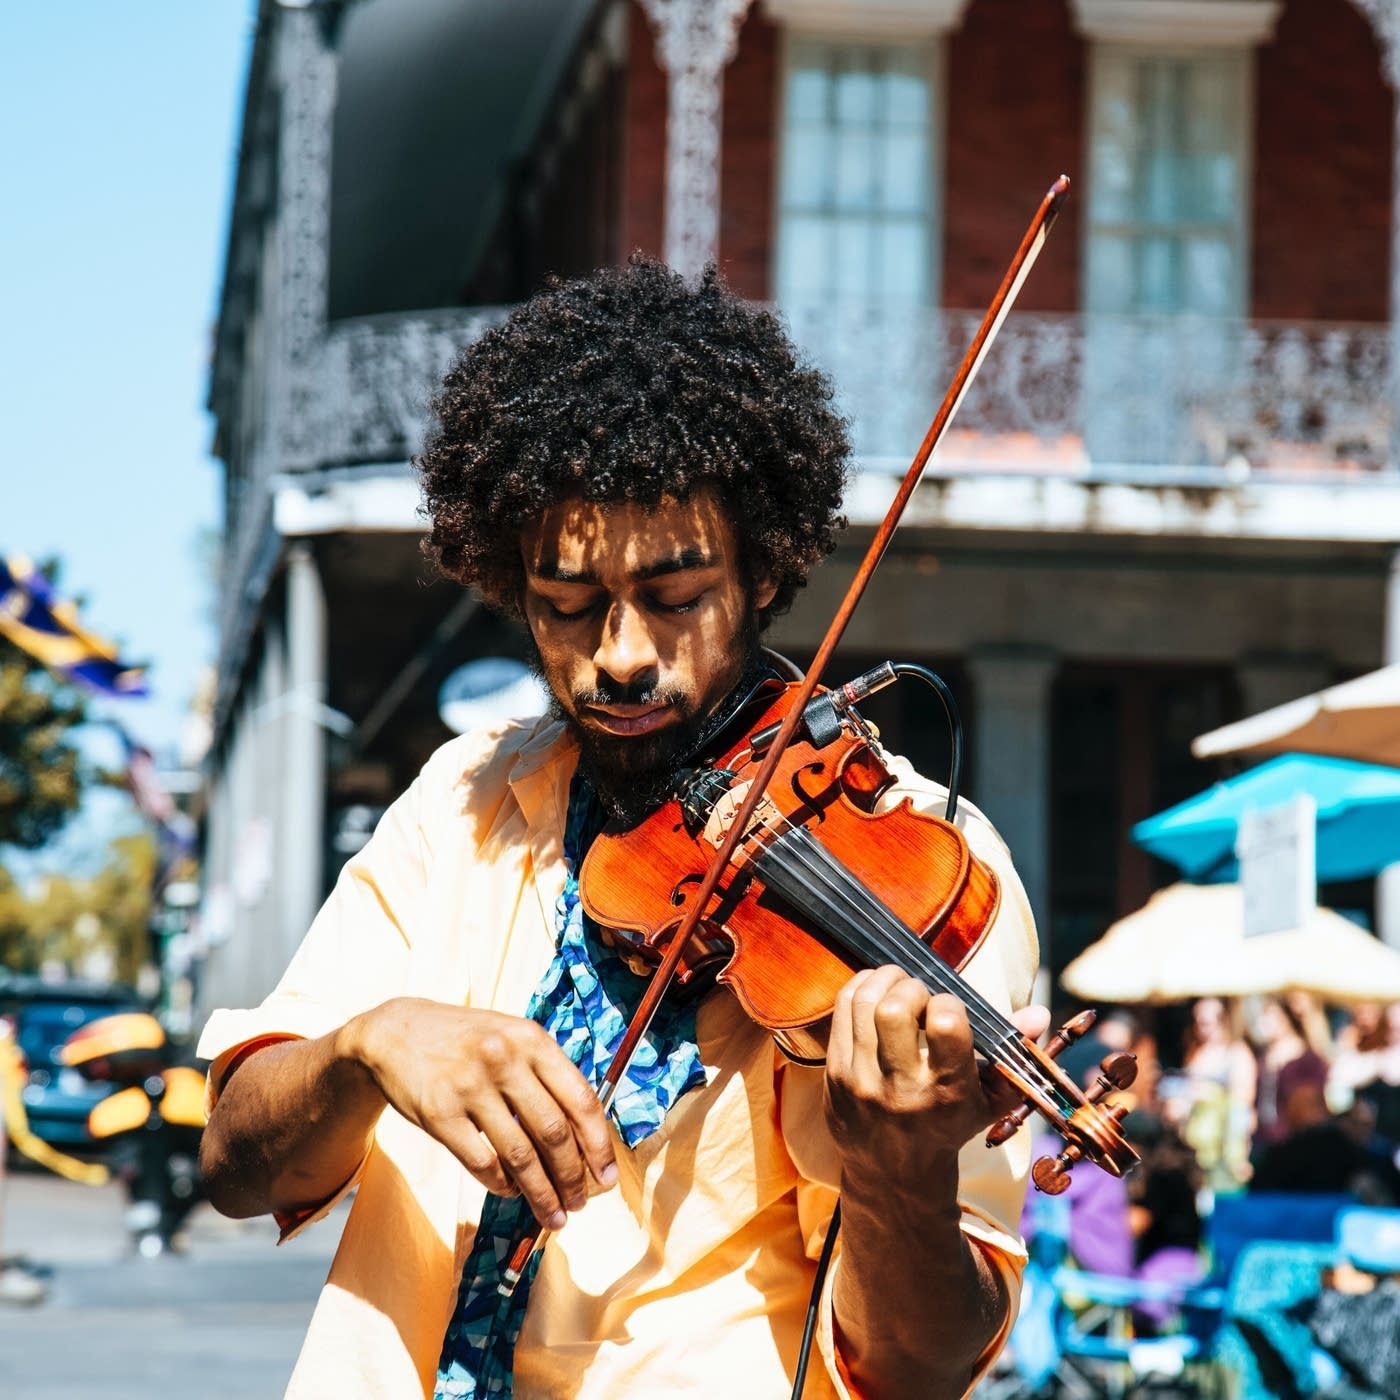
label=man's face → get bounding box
[520,490,775,821]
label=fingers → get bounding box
[435,1118,517,1198]
[831,968,990,1106]
[831,966,930,1085]
[470,1096,577,1230]
[532,1044,619,1191]
[921,991,975,1080]
[464,1033,616,1231]
[371,1006,619,1232]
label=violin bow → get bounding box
[501,175,1070,1293]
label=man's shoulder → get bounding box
[376,714,575,859]
[877,750,1011,862]
[419,713,573,796]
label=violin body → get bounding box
[580,680,1001,1063]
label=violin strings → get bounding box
[761,828,1055,1098]
[749,822,1056,1098]
[755,832,1049,1099]
[749,817,1008,1037]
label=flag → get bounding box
[120,733,177,826]
[0,555,148,698]
[106,720,197,888]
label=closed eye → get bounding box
[650,594,703,615]
[545,599,600,622]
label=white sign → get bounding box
[1237,795,1316,938]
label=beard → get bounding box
[527,619,766,828]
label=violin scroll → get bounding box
[1027,1045,1139,1195]
[986,1008,1139,1192]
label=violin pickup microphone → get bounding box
[829,662,898,712]
[749,663,899,756]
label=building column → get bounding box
[271,3,339,468]
[638,0,753,281]
[280,543,329,967]
[967,646,1058,996]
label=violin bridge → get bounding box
[676,765,782,852]
[700,781,783,854]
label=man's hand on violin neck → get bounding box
[343,997,618,1230]
[824,968,1048,1196]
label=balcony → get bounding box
[298,306,1391,486]
[217,303,1398,674]
[781,307,1392,481]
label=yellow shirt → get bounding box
[199,718,1039,1399]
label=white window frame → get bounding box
[1082,42,1255,318]
[772,30,946,309]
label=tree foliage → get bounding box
[0,633,87,849]
[0,833,156,982]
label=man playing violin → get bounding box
[199,258,1043,1400]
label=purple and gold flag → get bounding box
[0,555,148,698]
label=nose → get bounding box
[594,600,659,689]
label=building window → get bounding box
[1081,47,1251,465]
[1085,48,1250,318]
[775,37,939,307]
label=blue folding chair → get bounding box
[1334,1204,1400,1275]
[1213,1241,1337,1400]
[997,1191,1225,1398]
[1204,1193,1353,1289]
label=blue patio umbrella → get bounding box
[1132,754,1400,882]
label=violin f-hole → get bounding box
[789,760,833,823]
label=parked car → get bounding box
[0,977,144,1151]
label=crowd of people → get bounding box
[1023,994,1400,1305]
[1163,994,1400,1203]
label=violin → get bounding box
[581,673,1141,1191]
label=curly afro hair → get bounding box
[416,257,849,626]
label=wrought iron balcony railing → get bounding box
[275,305,1396,481]
[781,306,1392,478]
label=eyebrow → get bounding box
[533,546,719,585]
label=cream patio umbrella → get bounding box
[1061,885,1272,1004]
[1264,917,1400,1004]
[1060,883,1400,1005]
[1192,664,1400,768]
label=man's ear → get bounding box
[753,574,779,611]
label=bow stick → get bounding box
[501,175,1070,1294]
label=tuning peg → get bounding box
[1088,1051,1138,1099]
[985,1010,1098,1148]
[1031,1144,1082,1195]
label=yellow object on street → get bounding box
[87,1085,149,1139]
[0,1036,108,1185]
[86,1068,206,1140]
[60,1011,165,1067]
[159,1065,207,1128]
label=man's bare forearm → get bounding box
[200,998,620,1232]
[833,1155,1007,1400]
[200,1019,385,1220]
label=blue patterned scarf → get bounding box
[434,775,708,1398]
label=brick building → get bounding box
[199,0,1400,1017]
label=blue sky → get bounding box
[1,1,252,763]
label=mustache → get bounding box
[574,680,688,710]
